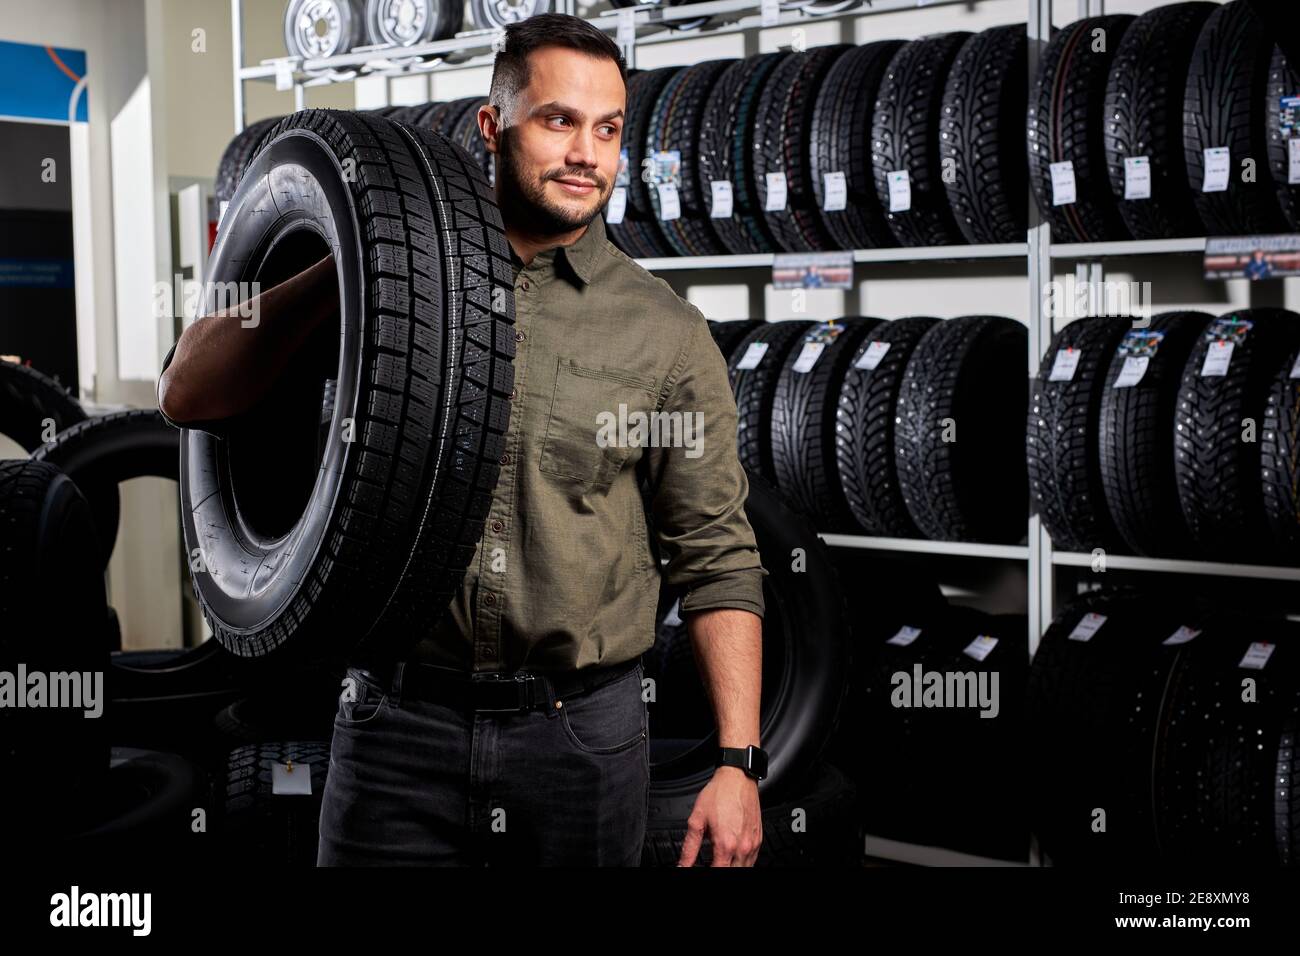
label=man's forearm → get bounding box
[684,607,762,750]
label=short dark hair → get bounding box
[488,13,627,123]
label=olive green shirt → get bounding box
[412,212,767,673]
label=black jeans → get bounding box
[317,659,650,866]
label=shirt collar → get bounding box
[510,215,604,286]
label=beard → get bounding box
[494,129,611,237]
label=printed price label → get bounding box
[854,340,892,371]
[1290,351,1300,379]
[606,186,627,224]
[274,59,294,92]
[1163,625,1202,646]
[1200,339,1234,377]
[1288,139,1300,185]
[272,761,312,795]
[765,171,787,211]
[822,171,847,211]
[1202,147,1230,192]
[1050,160,1076,205]
[1238,641,1275,669]
[963,635,998,662]
[761,0,780,27]
[662,598,682,627]
[1112,356,1149,388]
[1068,612,1107,642]
[710,179,733,219]
[886,625,922,647]
[792,341,826,373]
[617,8,636,48]
[1123,156,1151,200]
[887,169,911,212]
[735,341,769,370]
[1049,347,1081,382]
[656,181,681,221]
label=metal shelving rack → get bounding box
[228,0,1298,868]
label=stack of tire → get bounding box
[1027,308,1300,562]
[1028,588,1300,866]
[1029,1,1300,241]
[709,315,1029,545]
[607,23,1030,257]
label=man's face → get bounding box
[486,47,625,236]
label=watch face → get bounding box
[749,746,768,779]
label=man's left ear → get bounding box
[482,104,501,155]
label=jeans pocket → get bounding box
[335,667,390,728]
[559,663,647,755]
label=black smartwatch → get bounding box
[717,745,768,781]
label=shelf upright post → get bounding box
[231,0,245,134]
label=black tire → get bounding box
[1266,45,1300,230]
[707,318,764,363]
[1098,311,1213,558]
[1154,615,1300,865]
[214,117,283,206]
[810,41,903,250]
[221,741,331,867]
[872,33,970,248]
[1103,3,1215,239]
[1261,340,1300,560]
[0,460,109,845]
[941,25,1028,244]
[1278,699,1300,866]
[619,68,683,259]
[214,692,338,746]
[1026,589,1193,866]
[646,477,850,810]
[1028,15,1135,243]
[1026,317,1132,553]
[696,54,787,255]
[0,360,86,453]
[754,46,852,252]
[1173,309,1300,561]
[445,96,493,187]
[643,762,858,866]
[645,59,733,257]
[728,320,813,486]
[182,110,514,662]
[30,409,175,568]
[468,0,550,31]
[834,316,939,537]
[770,318,881,531]
[1183,0,1290,235]
[894,316,1028,543]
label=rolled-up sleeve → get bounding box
[644,307,767,618]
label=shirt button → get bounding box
[484,593,496,606]
[515,330,524,342]
[520,277,530,291]
[500,453,509,465]
[491,519,503,533]
[509,387,517,400]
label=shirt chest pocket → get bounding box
[539,358,658,488]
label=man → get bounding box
[159,13,768,867]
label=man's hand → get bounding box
[677,765,762,866]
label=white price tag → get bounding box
[1238,641,1275,670]
[735,341,770,371]
[1202,147,1230,192]
[760,0,780,27]
[709,179,733,219]
[1112,356,1149,388]
[1290,351,1300,379]
[656,181,681,221]
[1162,625,1202,646]
[854,340,892,371]
[271,761,312,795]
[764,171,787,212]
[963,635,998,662]
[887,169,911,212]
[822,171,847,211]
[617,9,636,48]
[1123,156,1151,200]
[886,625,922,647]
[792,341,825,374]
[1048,347,1082,382]
[662,598,682,627]
[606,186,627,225]
[274,59,294,92]
[1068,612,1107,642]
[1200,339,1234,377]
[1289,139,1300,186]
[1050,160,1076,205]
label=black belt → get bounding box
[351,655,641,713]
